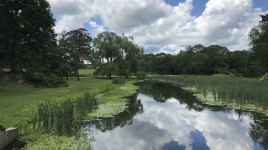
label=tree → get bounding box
[226,50,251,76]
[0,0,64,87]
[0,0,24,73]
[62,28,92,80]
[119,34,144,77]
[0,0,56,72]
[249,14,268,74]
[93,32,144,78]
[200,45,229,74]
[93,32,122,79]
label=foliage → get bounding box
[93,32,144,78]
[93,32,121,79]
[58,28,93,80]
[25,72,67,88]
[112,78,125,84]
[25,134,92,150]
[150,75,268,109]
[0,69,139,148]
[32,93,97,135]
[0,0,69,87]
[249,13,268,74]
[89,80,139,118]
[0,74,111,127]
[144,44,257,77]
[136,71,147,80]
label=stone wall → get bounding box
[0,73,24,84]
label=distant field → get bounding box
[79,69,95,77]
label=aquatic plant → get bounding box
[149,75,268,109]
[32,92,97,136]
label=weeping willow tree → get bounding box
[93,32,144,79]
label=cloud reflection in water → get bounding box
[91,90,263,150]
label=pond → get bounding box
[88,81,268,150]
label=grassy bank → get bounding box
[149,74,268,114]
[0,69,139,149]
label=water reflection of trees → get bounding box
[137,81,205,112]
[249,113,268,149]
[89,81,268,149]
[89,94,143,132]
[138,81,268,149]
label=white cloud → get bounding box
[48,0,267,53]
[90,94,257,150]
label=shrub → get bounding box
[136,71,147,80]
[112,78,125,84]
[42,74,67,88]
[26,72,67,88]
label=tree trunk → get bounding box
[77,68,80,81]
[108,69,112,79]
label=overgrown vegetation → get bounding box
[32,93,97,136]
[150,75,268,110]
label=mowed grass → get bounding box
[0,69,140,149]
[79,69,95,77]
[0,69,111,127]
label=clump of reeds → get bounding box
[32,92,97,136]
[149,75,268,109]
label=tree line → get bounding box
[144,45,255,76]
[143,14,268,77]
[0,0,267,87]
[0,0,144,87]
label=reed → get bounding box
[149,75,268,109]
[32,92,97,136]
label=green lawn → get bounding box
[0,75,111,127]
[79,69,95,77]
[0,69,140,149]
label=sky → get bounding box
[47,0,268,54]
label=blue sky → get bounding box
[164,0,268,16]
[48,0,268,54]
[164,0,208,16]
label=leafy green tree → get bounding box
[0,0,24,73]
[120,34,144,77]
[93,32,144,78]
[226,50,251,76]
[0,0,56,74]
[63,28,93,80]
[143,54,156,73]
[0,0,68,87]
[93,32,121,79]
[249,14,268,74]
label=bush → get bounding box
[112,78,125,84]
[136,71,147,80]
[26,72,67,88]
[42,74,67,88]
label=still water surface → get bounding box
[89,81,268,150]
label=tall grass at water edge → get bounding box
[32,92,97,136]
[149,75,268,108]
